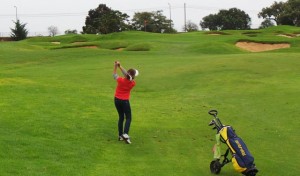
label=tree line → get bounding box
[82,4,175,34]
[10,0,300,40]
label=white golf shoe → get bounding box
[119,136,124,141]
[122,134,131,144]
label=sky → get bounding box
[0,0,286,36]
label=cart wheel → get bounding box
[244,172,256,176]
[210,160,221,174]
[244,169,258,176]
[243,167,258,176]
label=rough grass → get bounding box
[0,26,299,176]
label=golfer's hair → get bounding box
[126,69,136,80]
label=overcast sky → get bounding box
[0,0,285,36]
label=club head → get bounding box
[209,120,216,126]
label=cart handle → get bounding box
[208,110,218,117]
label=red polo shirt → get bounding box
[115,77,136,100]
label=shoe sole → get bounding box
[122,135,131,144]
[124,139,131,144]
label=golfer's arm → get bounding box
[113,65,118,80]
[119,66,127,76]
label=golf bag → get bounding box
[208,110,258,176]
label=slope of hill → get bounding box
[20,25,300,54]
[0,25,299,176]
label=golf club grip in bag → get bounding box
[219,126,255,173]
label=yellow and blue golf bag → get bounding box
[208,110,258,176]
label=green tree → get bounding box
[283,0,300,26]
[200,14,220,30]
[259,19,275,29]
[258,0,300,26]
[131,12,152,32]
[200,8,251,30]
[218,8,251,30]
[48,26,59,37]
[258,1,286,25]
[82,4,129,34]
[10,20,28,41]
[131,10,174,33]
[65,29,78,34]
[183,20,199,32]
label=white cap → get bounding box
[135,69,139,76]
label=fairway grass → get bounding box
[0,26,299,176]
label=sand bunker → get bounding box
[79,46,98,49]
[277,34,300,38]
[72,42,87,44]
[235,42,290,52]
[115,48,124,51]
[277,34,294,38]
[51,42,60,44]
[72,42,98,48]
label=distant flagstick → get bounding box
[184,3,186,32]
[168,3,172,31]
[14,6,18,21]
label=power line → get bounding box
[0,12,87,18]
[0,4,261,18]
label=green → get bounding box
[0,25,299,176]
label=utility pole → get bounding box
[14,6,18,21]
[184,3,186,32]
[144,20,147,32]
[168,3,172,31]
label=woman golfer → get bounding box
[113,61,138,144]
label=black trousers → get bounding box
[114,97,132,136]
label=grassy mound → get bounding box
[21,26,300,54]
[0,26,299,176]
